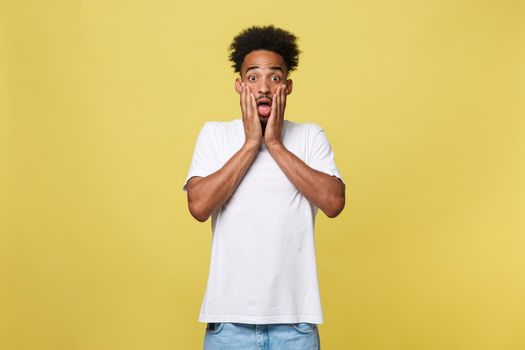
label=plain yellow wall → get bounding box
[2,0,524,349]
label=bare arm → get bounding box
[186,142,259,222]
[264,85,345,218]
[267,143,345,217]
[186,83,262,222]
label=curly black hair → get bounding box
[229,25,300,74]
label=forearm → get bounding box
[267,143,345,217]
[186,141,260,222]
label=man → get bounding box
[183,25,345,350]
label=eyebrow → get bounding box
[245,66,284,74]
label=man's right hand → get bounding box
[186,83,263,222]
[240,82,262,148]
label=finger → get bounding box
[244,85,252,121]
[269,87,278,122]
[240,83,244,115]
[249,90,257,119]
[246,85,255,118]
[245,84,250,115]
[275,86,282,120]
[241,83,248,118]
[281,84,286,118]
[246,86,255,111]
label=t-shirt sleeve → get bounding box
[307,124,343,182]
[182,122,221,191]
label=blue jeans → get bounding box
[203,322,321,350]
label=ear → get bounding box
[235,78,242,94]
[285,79,293,95]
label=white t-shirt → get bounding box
[183,119,342,324]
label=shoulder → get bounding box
[284,120,325,141]
[201,119,242,135]
[285,119,323,131]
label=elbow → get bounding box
[323,182,346,218]
[188,200,210,222]
[324,194,345,218]
[186,178,212,222]
[192,212,209,223]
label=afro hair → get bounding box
[228,25,300,74]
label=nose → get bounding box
[258,79,271,95]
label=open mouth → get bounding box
[256,98,272,117]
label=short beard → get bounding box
[260,117,268,136]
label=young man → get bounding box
[183,25,345,350]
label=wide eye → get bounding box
[248,76,257,82]
[271,76,281,82]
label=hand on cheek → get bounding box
[264,84,287,147]
[240,82,262,146]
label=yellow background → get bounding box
[2,0,524,349]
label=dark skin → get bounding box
[186,50,345,222]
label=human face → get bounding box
[235,50,293,119]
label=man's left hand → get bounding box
[264,84,287,147]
